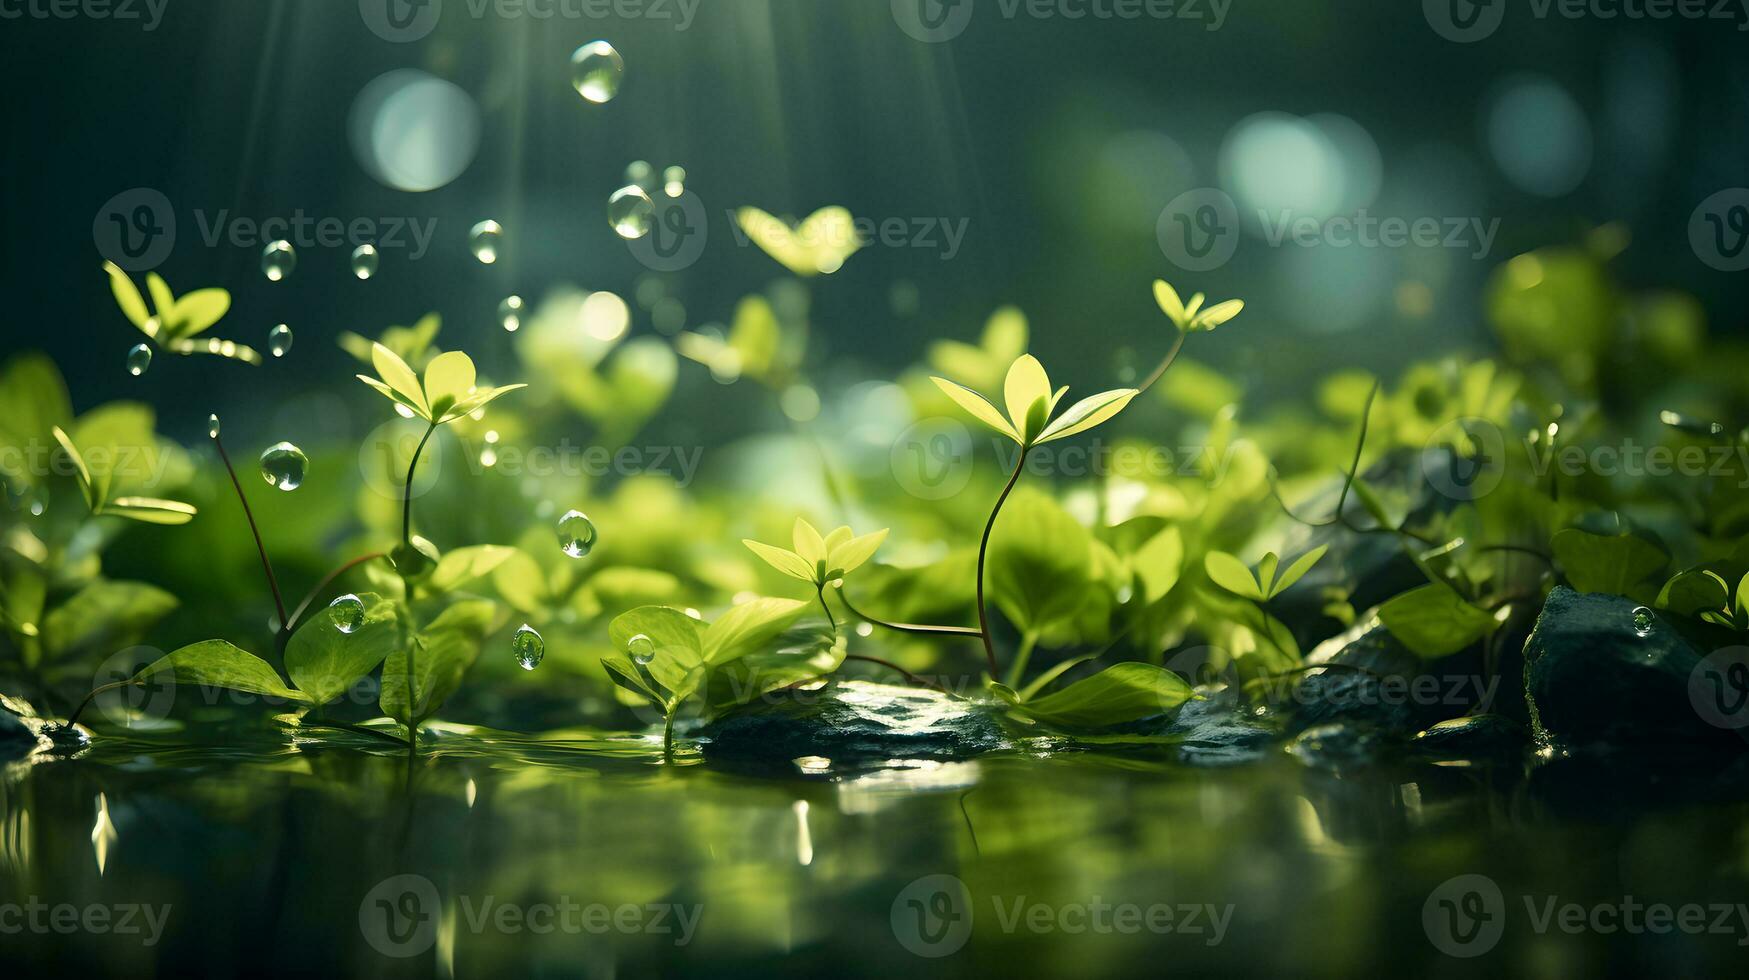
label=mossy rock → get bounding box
[1523,586,1743,749]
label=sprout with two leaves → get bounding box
[357,342,524,576]
[743,518,889,630]
[103,262,262,365]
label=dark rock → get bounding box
[701,681,1011,766]
[1287,616,1497,736]
[1286,722,1394,770]
[1524,587,1746,748]
[1159,687,1277,766]
[1411,713,1526,759]
[0,706,43,761]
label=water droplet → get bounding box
[469,220,503,264]
[628,633,655,665]
[329,593,365,634]
[126,344,152,377]
[207,414,221,439]
[557,509,597,558]
[498,295,524,332]
[351,244,380,279]
[1632,606,1655,637]
[258,442,309,492]
[662,165,686,198]
[269,324,294,358]
[262,240,297,282]
[570,40,624,104]
[513,624,545,670]
[608,185,654,240]
[624,160,655,192]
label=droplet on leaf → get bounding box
[329,594,366,634]
[628,633,655,665]
[513,624,545,670]
[557,509,597,558]
[258,442,308,491]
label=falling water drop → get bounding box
[329,594,366,634]
[662,165,687,198]
[624,160,655,192]
[268,324,294,357]
[469,220,503,264]
[126,344,152,377]
[570,40,624,104]
[1631,606,1654,637]
[207,414,221,439]
[608,186,654,240]
[351,244,380,280]
[513,624,545,670]
[262,240,297,282]
[498,295,524,332]
[258,442,309,492]
[628,633,656,665]
[557,509,597,558]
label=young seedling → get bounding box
[743,518,888,630]
[1203,546,1329,677]
[102,262,262,365]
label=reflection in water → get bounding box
[0,726,1746,977]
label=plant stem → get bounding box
[213,431,288,631]
[975,447,1029,679]
[832,586,981,638]
[1136,328,1188,396]
[65,680,131,728]
[283,552,388,636]
[843,655,957,696]
[815,584,838,632]
[662,708,676,761]
[1005,631,1039,689]
[402,423,438,547]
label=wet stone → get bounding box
[701,681,1011,764]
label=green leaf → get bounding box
[1657,568,1732,619]
[1003,663,1196,729]
[380,600,497,726]
[601,654,664,706]
[429,545,518,594]
[608,606,706,700]
[989,489,1093,631]
[1130,526,1184,604]
[135,641,309,702]
[825,529,888,576]
[50,426,94,508]
[1003,355,1053,439]
[41,580,178,662]
[1551,528,1670,598]
[1267,545,1328,599]
[284,593,403,705]
[1035,389,1139,444]
[744,540,815,582]
[1378,582,1498,658]
[704,625,844,716]
[1203,551,1263,601]
[701,598,808,666]
[1349,478,1395,529]
[105,497,197,525]
[1256,553,1281,598]
[932,376,1020,443]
